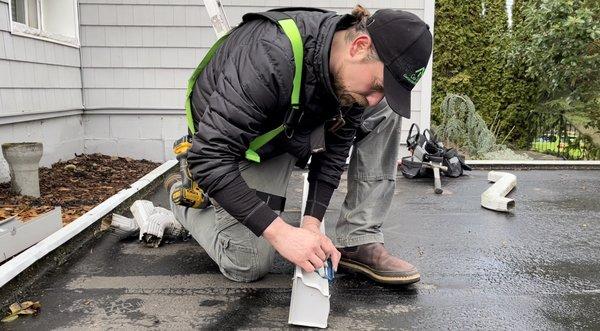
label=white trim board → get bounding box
[0,159,177,288]
[84,108,184,115]
[0,109,83,125]
[11,22,80,48]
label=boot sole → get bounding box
[339,259,420,285]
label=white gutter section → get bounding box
[481,171,517,212]
[0,208,62,263]
[0,160,178,288]
[288,173,331,329]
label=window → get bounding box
[9,0,79,47]
[11,0,39,28]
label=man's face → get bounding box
[332,35,385,108]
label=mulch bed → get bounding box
[0,154,160,224]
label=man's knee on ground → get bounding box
[218,240,273,282]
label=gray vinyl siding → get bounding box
[0,0,83,182]
[78,0,432,161]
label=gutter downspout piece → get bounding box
[288,173,331,329]
[481,171,517,212]
[130,201,186,247]
[110,214,139,238]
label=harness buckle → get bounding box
[284,104,303,138]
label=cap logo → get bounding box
[403,67,426,85]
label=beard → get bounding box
[332,65,369,108]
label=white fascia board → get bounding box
[0,159,177,288]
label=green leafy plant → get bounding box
[508,0,599,130]
[435,94,529,160]
[433,0,599,153]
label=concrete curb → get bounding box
[0,160,178,290]
[465,160,600,170]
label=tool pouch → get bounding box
[441,148,471,178]
[402,125,471,179]
[400,156,430,178]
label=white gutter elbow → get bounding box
[131,201,186,247]
[481,171,517,212]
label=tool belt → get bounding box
[401,124,471,179]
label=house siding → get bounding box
[0,0,83,182]
[79,0,433,162]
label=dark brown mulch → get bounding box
[0,154,160,224]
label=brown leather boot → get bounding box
[339,243,420,285]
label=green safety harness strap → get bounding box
[184,33,228,135]
[184,17,304,163]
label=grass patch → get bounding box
[531,137,584,159]
[565,112,600,147]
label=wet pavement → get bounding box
[2,170,599,329]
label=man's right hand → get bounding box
[263,217,340,273]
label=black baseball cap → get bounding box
[367,9,433,118]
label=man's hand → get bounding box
[301,215,322,234]
[263,217,340,273]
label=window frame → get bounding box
[8,0,80,48]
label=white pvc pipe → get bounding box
[481,171,517,212]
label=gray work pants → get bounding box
[170,101,400,282]
[334,100,401,248]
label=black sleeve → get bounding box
[305,106,363,220]
[187,31,294,236]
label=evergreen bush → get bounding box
[435,94,530,160]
